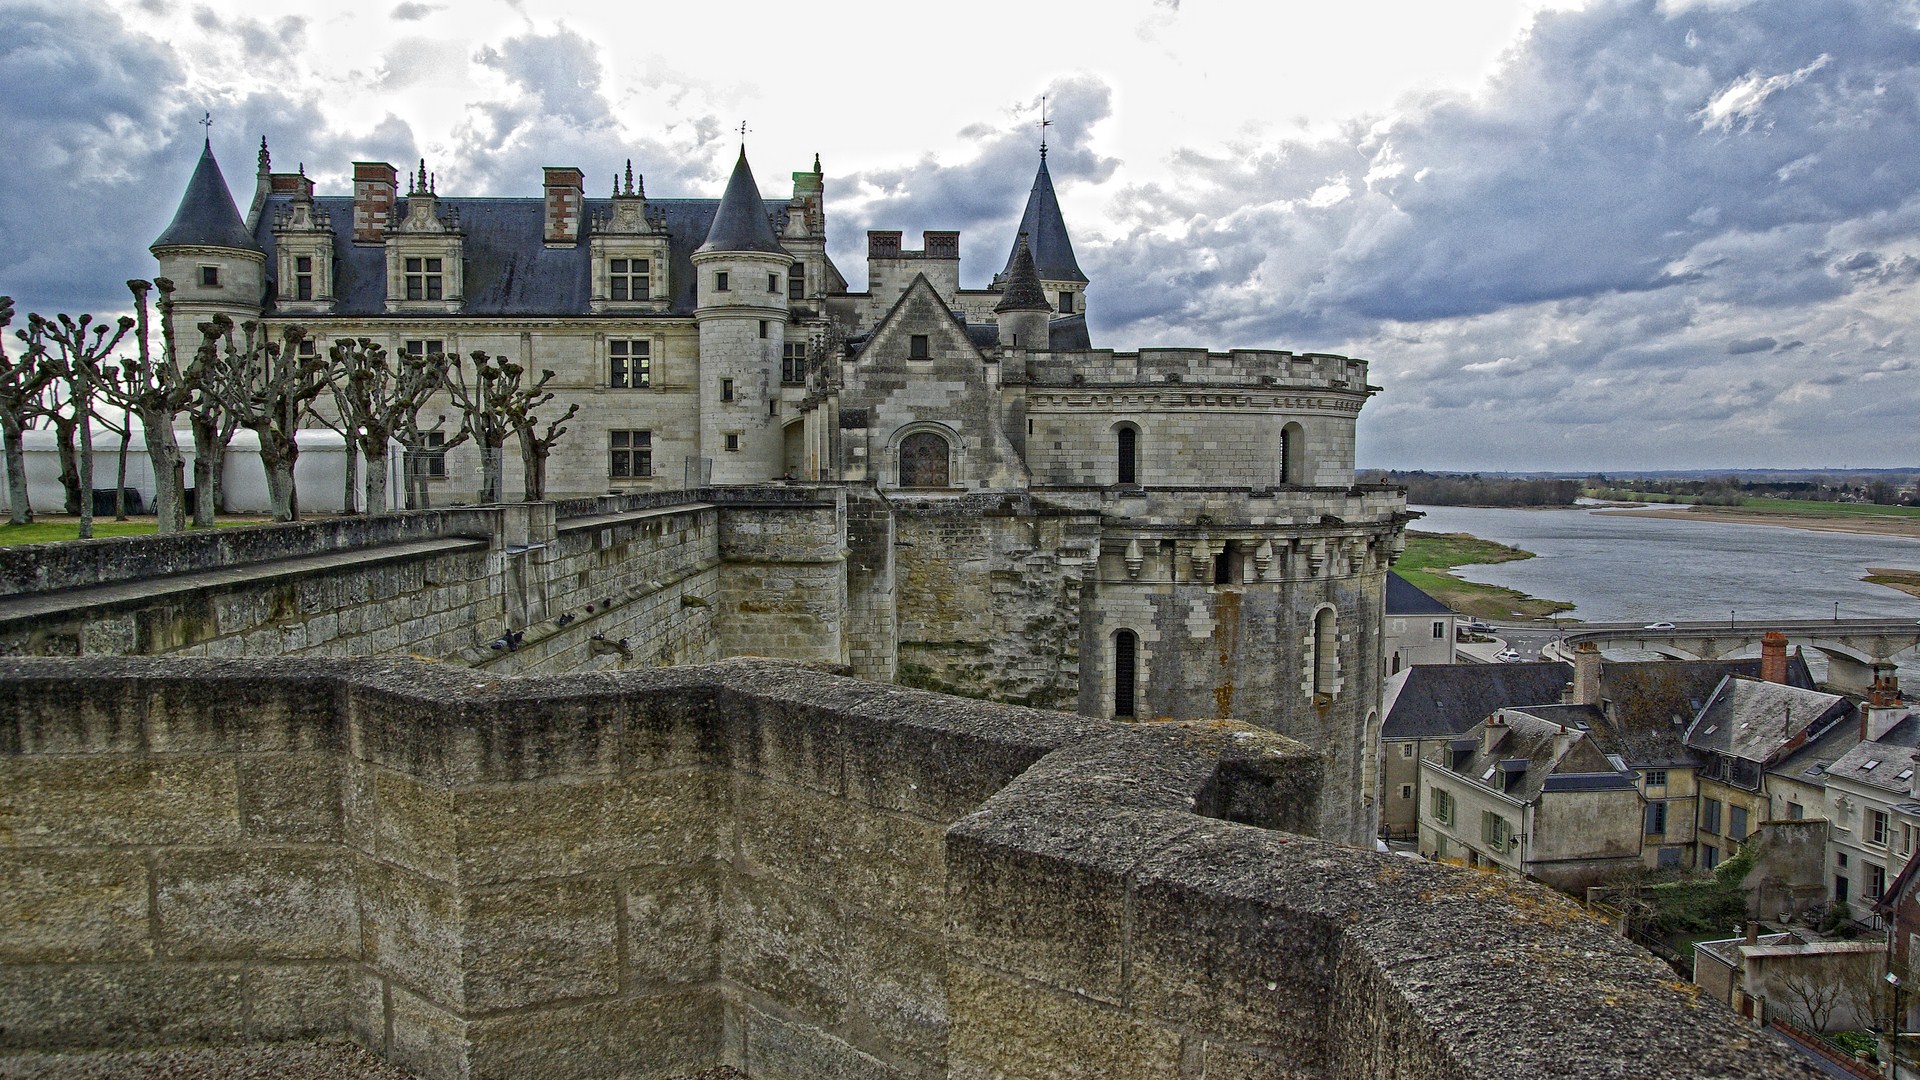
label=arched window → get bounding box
[1281,423,1305,486]
[1114,629,1138,717]
[1117,426,1138,485]
[899,432,951,488]
[1314,608,1338,696]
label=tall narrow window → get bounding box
[720,378,735,403]
[788,263,806,300]
[1114,629,1138,717]
[908,334,931,360]
[609,258,650,300]
[610,340,650,388]
[1117,426,1137,485]
[715,271,730,292]
[898,432,950,488]
[1059,291,1074,314]
[294,255,313,301]
[404,257,443,301]
[1281,423,1305,485]
[1313,608,1337,696]
[768,273,779,293]
[782,343,808,385]
[416,431,447,479]
[200,265,221,287]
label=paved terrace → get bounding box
[0,657,1817,1079]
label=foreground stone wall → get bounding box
[0,657,1819,1079]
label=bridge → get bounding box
[1547,618,1920,694]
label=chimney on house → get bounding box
[1744,920,1759,946]
[1483,711,1507,754]
[1863,669,1908,742]
[544,166,585,246]
[1760,631,1789,685]
[1572,641,1603,706]
[352,162,398,244]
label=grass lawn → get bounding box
[0,516,270,546]
[1735,497,1920,519]
[1398,530,1575,620]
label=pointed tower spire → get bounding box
[994,234,1050,313]
[151,139,261,252]
[1002,151,1085,285]
[697,148,785,255]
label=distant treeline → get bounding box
[1588,475,1918,506]
[1369,471,1581,507]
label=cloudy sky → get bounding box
[3,0,1917,471]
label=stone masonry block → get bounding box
[0,964,248,1050]
[387,982,469,1080]
[360,858,464,1010]
[842,911,948,1066]
[623,864,720,988]
[0,674,149,754]
[461,877,620,1013]
[740,1002,907,1080]
[243,962,356,1041]
[372,767,457,881]
[733,777,945,932]
[237,753,344,843]
[0,756,238,848]
[465,989,724,1080]
[0,849,151,963]
[454,768,724,886]
[944,963,1181,1080]
[155,848,360,961]
[718,870,853,1027]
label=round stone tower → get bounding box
[994,235,1052,350]
[150,136,266,333]
[692,148,793,485]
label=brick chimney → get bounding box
[352,162,397,244]
[1572,641,1603,706]
[1760,631,1789,685]
[544,166,585,246]
[1863,668,1907,741]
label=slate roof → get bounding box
[1772,719,1864,792]
[1381,662,1574,740]
[1001,156,1085,284]
[1386,572,1452,616]
[1685,676,1854,766]
[962,313,1091,353]
[153,141,261,252]
[1442,709,1633,804]
[252,195,790,318]
[1825,713,1920,795]
[697,149,787,256]
[994,236,1051,313]
[1586,657,1814,769]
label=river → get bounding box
[1411,503,1920,624]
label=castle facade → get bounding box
[150,136,1411,843]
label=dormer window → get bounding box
[610,258,650,301]
[294,256,313,301]
[405,257,443,301]
[200,265,221,287]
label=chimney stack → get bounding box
[1863,669,1908,742]
[544,166,585,246]
[352,162,398,244]
[1760,631,1789,685]
[1572,641,1603,706]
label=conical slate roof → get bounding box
[152,140,260,252]
[696,149,786,255]
[1001,155,1084,284]
[994,235,1051,313]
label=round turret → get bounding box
[994,235,1051,351]
[151,138,267,331]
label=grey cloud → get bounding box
[1726,337,1777,354]
[392,2,439,19]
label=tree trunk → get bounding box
[3,421,32,524]
[365,444,390,515]
[141,409,186,534]
[77,412,93,539]
[54,422,79,515]
[259,433,299,522]
[481,441,504,504]
[191,419,217,527]
[342,438,359,515]
[114,425,130,520]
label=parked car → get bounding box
[1463,620,1494,634]
[1496,648,1523,663]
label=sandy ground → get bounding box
[1603,504,1920,539]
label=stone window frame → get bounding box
[1430,786,1454,826]
[715,270,730,293]
[723,432,742,453]
[908,334,931,361]
[1280,421,1307,486]
[609,429,652,479]
[1113,628,1140,718]
[608,257,651,301]
[293,255,314,301]
[1112,421,1141,486]
[404,256,444,301]
[788,263,806,301]
[1307,604,1342,700]
[888,421,963,491]
[199,264,222,288]
[609,339,651,389]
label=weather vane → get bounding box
[1038,95,1051,158]
[737,121,750,147]
[199,111,213,140]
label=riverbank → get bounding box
[1397,531,1576,619]
[1605,504,1920,540]
[1866,568,1920,601]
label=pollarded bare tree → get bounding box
[200,315,327,522]
[82,279,199,534]
[18,311,136,538]
[0,297,56,524]
[506,372,578,502]
[442,351,520,504]
[326,338,452,514]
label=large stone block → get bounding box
[842,911,948,1066]
[733,777,945,931]
[944,963,1181,1080]
[462,877,620,1013]
[0,756,239,848]
[155,848,360,961]
[718,871,853,1027]
[360,859,464,1009]
[623,864,720,988]
[244,962,356,1041]
[372,767,457,881]
[454,768,724,885]
[0,965,248,1049]
[465,989,724,1080]
[237,752,344,843]
[0,849,150,963]
[739,1002,910,1080]
[387,982,469,1080]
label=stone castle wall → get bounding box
[0,657,1820,1079]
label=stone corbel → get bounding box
[1306,539,1326,578]
[1189,539,1214,579]
[1124,539,1143,580]
[1253,539,1274,581]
